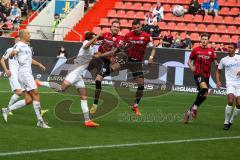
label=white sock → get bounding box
[8,94,20,106]
[192,104,198,110]
[230,107,240,124]
[81,100,90,121]
[8,100,26,111]
[39,81,50,88]
[224,105,233,124]
[32,101,44,122]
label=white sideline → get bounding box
[0,136,239,157]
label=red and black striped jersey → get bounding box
[98,32,123,53]
[190,46,217,78]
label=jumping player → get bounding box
[184,33,218,123]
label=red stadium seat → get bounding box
[221,35,231,43]
[217,25,227,34]
[163,4,171,12]
[164,13,174,20]
[92,27,101,34]
[213,16,223,23]
[174,16,184,22]
[178,0,188,4]
[197,24,206,32]
[121,29,130,36]
[135,11,145,19]
[102,27,110,33]
[234,17,240,25]
[142,3,152,11]
[158,21,166,29]
[180,32,186,39]
[120,19,130,27]
[207,24,217,33]
[186,23,197,31]
[190,33,200,41]
[218,0,226,6]
[230,8,239,16]
[154,40,160,45]
[194,15,203,23]
[99,18,110,26]
[126,11,135,19]
[232,35,239,43]
[114,2,123,9]
[227,26,237,34]
[224,16,234,24]
[168,22,176,30]
[176,23,186,31]
[193,42,200,48]
[227,0,237,6]
[203,15,213,23]
[160,31,167,37]
[124,2,133,9]
[210,34,220,42]
[116,10,126,18]
[183,14,193,22]
[107,10,116,18]
[219,7,230,15]
[133,3,142,10]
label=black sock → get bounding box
[134,86,144,106]
[94,80,102,105]
[193,93,207,107]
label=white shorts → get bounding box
[18,72,37,91]
[8,75,21,91]
[64,64,88,88]
[226,83,240,97]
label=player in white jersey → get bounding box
[0,37,21,115]
[216,43,240,130]
[61,31,101,127]
[1,29,50,128]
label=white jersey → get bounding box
[2,47,19,74]
[74,40,95,66]
[14,41,33,74]
[218,54,240,85]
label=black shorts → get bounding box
[99,58,111,77]
[194,74,209,90]
[87,58,111,78]
[126,57,144,78]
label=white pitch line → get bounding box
[0,136,239,157]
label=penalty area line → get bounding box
[0,136,240,157]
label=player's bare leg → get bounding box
[90,75,104,114]
[78,88,99,127]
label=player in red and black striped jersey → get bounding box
[90,20,123,114]
[184,33,218,123]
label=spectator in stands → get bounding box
[141,19,150,33]
[4,2,12,17]
[211,42,218,51]
[9,3,21,23]
[182,33,192,49]
[84,0,89,10]
[51,13,61,34]
[188,0,200,15]
[57,46,68,58]
[0,2,7,22]
[145,10,157,26]
[163,30,173,47]
[201,0,210,15]
[237,37,240,49]
[31,0,40,11]
[19,0,28,16]
[149,21,160,37]
[209,0,219,16]
[153,1,164,22]
[172,32,182,48]
[217,43,227,52]
[156,38,164,48]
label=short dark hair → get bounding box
[200,33,210,39]
[112,20,120,25]
[229,42,237,49]
[132,19,141,26]
[84,31,95,40]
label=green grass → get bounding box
[0,78,240,160]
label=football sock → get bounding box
[193,88,208,107]
[230,107,240,124]
[134,86,144,106]
[8,100,26,111]
[81,100,90,121]
[224,105,233,124]
[39,81,50,88]
[8,94,20,106]
[33,101,44,122]
[94,80,102,106]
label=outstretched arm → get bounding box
[32,59,46,71]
